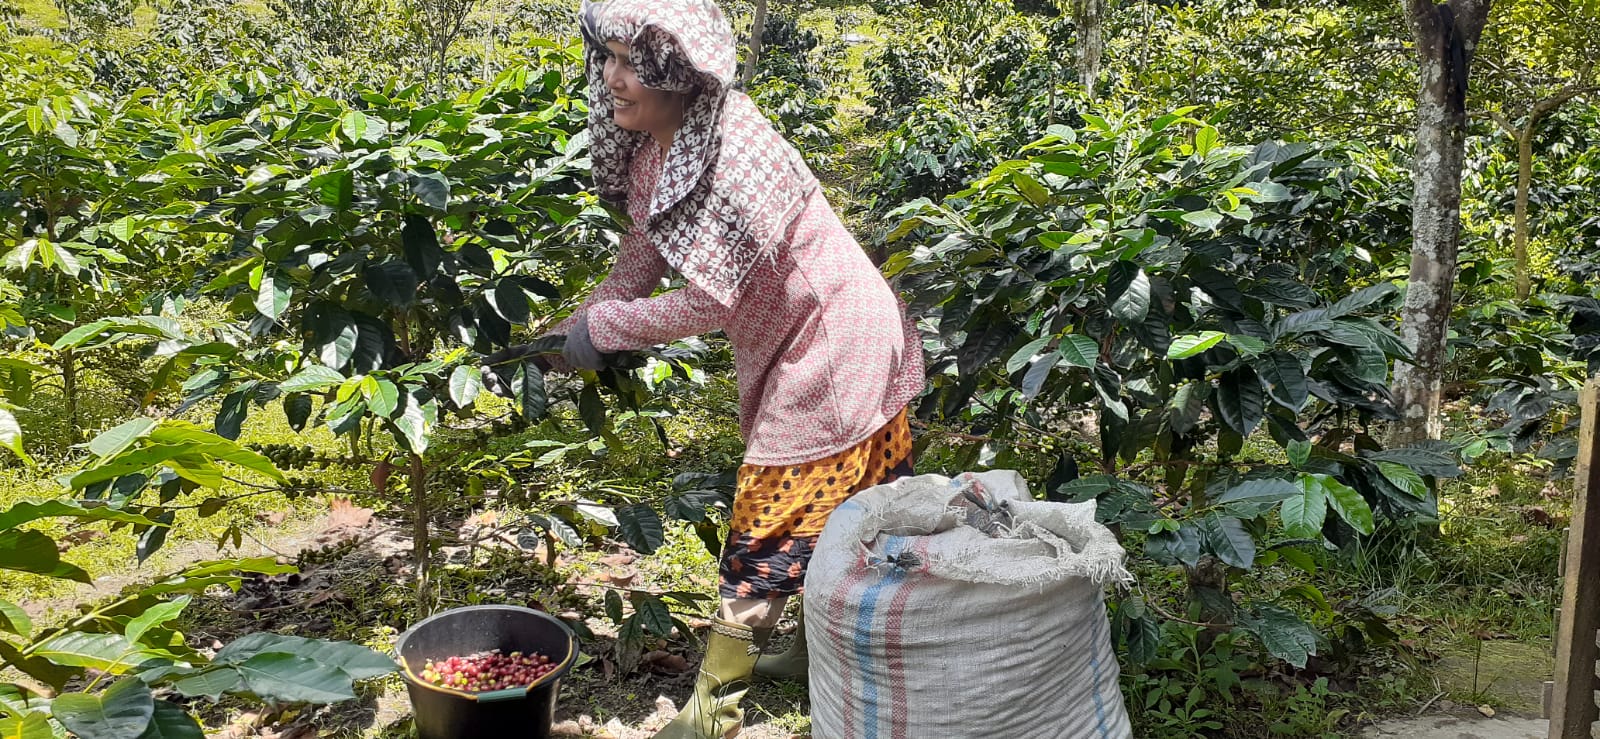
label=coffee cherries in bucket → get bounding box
[419,650,557,692]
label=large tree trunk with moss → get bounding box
[1073,0,1105,98]
[1391,0,1491,444]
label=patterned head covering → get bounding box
[580,0,820,307]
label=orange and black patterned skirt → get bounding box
[719,408,915,600]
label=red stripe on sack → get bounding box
[828,547,872,739]
[884,538,931,739]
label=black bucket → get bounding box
[396,605,580,739]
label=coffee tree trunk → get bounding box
[1074,0,1106,97]
[61,347,79,444]
[1489,79,1596,301]
[410,452,431,612]
[741,0,768,88]
[1392,0,1491,444]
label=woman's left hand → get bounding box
[563,312,607,371]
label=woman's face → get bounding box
[603,40,685,138]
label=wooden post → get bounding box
[1550,377,1600,738]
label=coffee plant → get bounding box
[885,108,1459,669]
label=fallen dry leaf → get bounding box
[326,497,374,532]
[1477,704,1495,718]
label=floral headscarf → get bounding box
[580,0,819,306]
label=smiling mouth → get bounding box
[614,98,636,109]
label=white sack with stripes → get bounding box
[804,470,1134,739]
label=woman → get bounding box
[506,1,923,736]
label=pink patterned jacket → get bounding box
[568,142,925,467]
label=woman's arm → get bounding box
[553,225,668,333]
[583,281,731,352]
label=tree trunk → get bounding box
[1512,128,1533,300]
[1074,0,1106,98]
[61,347,79,445]
[410,452,431,614]
[741,0,768,88]
[1392,0,1491,444]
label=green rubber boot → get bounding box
[753,607,807,683]
[654,619,763,739]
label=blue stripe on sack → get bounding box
[853,535,907,739]
[1088,599,1111,737]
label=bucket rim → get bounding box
[396,605,579,702]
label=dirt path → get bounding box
[1361,713,1547,738]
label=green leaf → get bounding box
[519,361,546,420]
[52,678,155,739]
[0,711,51,739]
[137,511,177,564]
[51,320,114,350]
[393,389,434,455]
[316,313,360,371]
[53,120,80,148]
[0,597,32,637]
[214,386,251,441]
[280,365,345,393]
[1376,461,1428,499]
[1281,477,1327,539]
[410,170,451,212]
[1287,440,1311,469]
[284,394,314,432]
[137,700,204,739]
[1107,262,1151,323]
[1181,209,1223,231]
[1215,479,1299,506]
[1020,352,1056,401]
[1167,331,1226,359]
[1216,368,1264,436]
[579,383,607,436]
[1167,382,1208,435]
[1194,125,1220,155]
[89,417,159,459]
[340,110,371,143]
[1258,352,1309,411]
[631,593,675,637]
[617,504,665,555]
[1225,334,1267,356]
[254,271,290,322]
[0,407,27,465]
[401,215,443,280]
[1005,337,1050,374]
[604,590,624,624]
[168,667,242,700]
[214,633,395,680]
[310,170,354,209]
[0,529,90,582]
[448,365,483,408]
[490,280,531,323]
[364,379,400,419]
[1202,515,1255,569]
[1327,283,1397,318]
[126,596,190,645]
[235,652,356,704]
[364,261,419,308]
[32,631,138,671]
[0,499,156,533]
[1058,334,1098,368]
[1361,448,1461,478]
[1241,605,1317,669]
[1319,475,1374,535]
